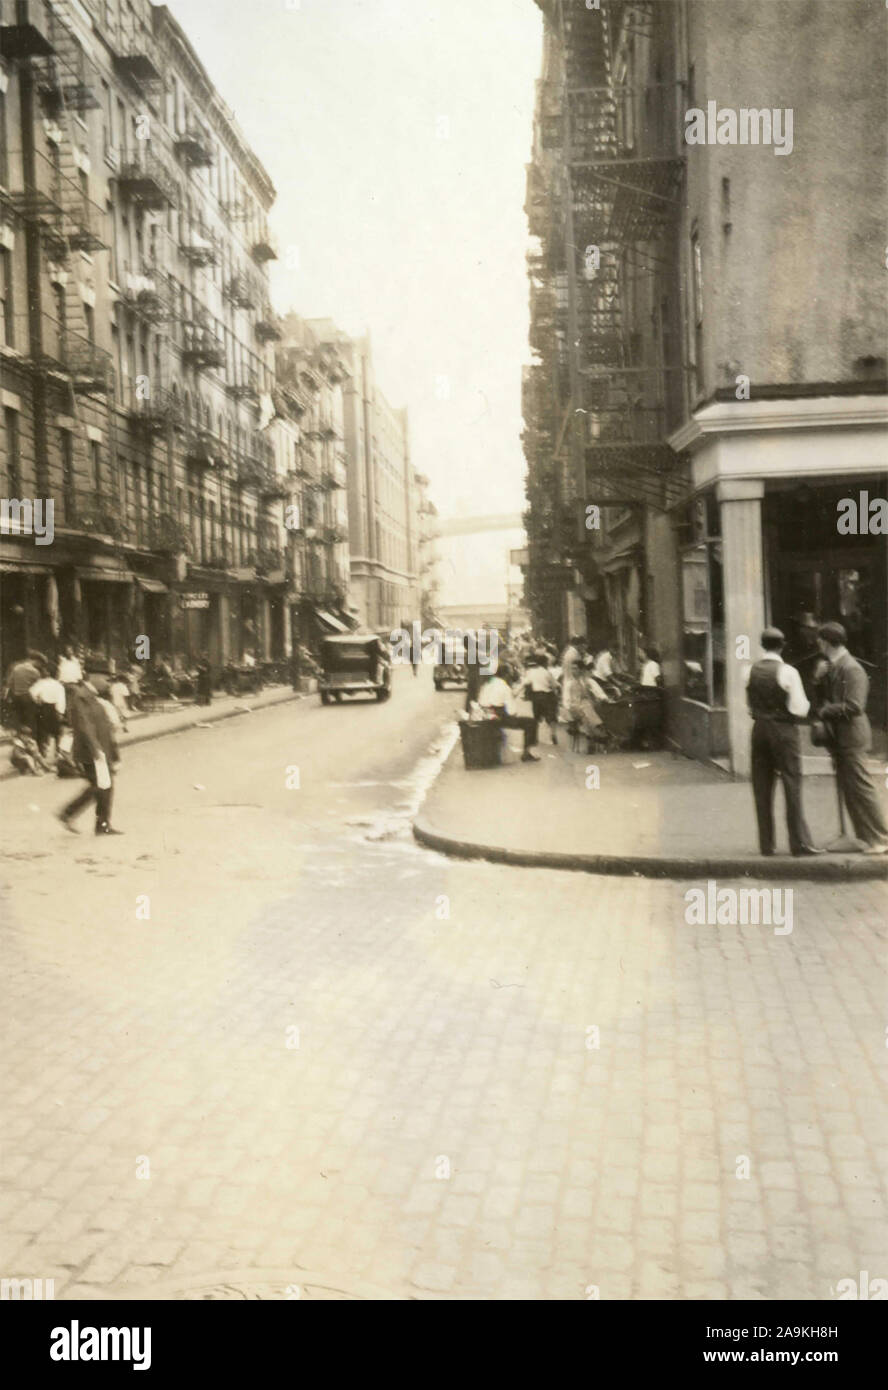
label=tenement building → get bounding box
[275,313,353,647]
[0,0,288,673]
[305,323,419,635]
[524,0,887,774]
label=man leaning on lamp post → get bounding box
[814,621,888,856]
[745,627,821,858]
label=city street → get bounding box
[1,667,886,1301]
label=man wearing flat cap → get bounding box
[745,627,820,857]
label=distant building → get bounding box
[413,471,441,626]
[304,325,419,634]
[275,315,352,645]
[435,514,528,638]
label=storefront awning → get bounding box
[76,567,134,584]
[600,544,642,575]
[314,606,349,633]
[136,577,168,594]
[0,560,52,574]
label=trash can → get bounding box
[459,718,502,770]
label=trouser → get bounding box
[491,709,538,752]
[751,720,812,855]
[63,765,114,829]
[11,695,35,731]
[530,692,557,727]
[33,704,61,754]
[833,747,888,844]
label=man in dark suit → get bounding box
[57,681,123,836]
[745,627,820,857]
[816,621,888,854]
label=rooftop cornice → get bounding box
[669,394,888,453]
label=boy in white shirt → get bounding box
[521,653,558,744]
[478,666,540,762]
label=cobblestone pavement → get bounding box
[1,672,886,1300]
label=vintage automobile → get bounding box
[318,634,392,704]
[433,630,485,691]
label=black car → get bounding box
[318,634,392,704]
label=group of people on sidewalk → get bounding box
[464,621,886,858]
[747,621,888,857]
[2,645,123,836]
[465,635,661,763]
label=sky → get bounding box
[167,0,543,523]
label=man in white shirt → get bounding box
[639,645,662,688]
[521,653,558,744]
[478,667,540,762]
[57,646,83,686]
[744,627,819,857]
[593,646,614,681]
[29,671,66,759]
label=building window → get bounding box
[60,428,74,494]
[0,245,13,348]
[5,407,21,493]
[90,439,102,492]
[679,497,724,707]
[111,313,121,399]
[84,302,95,344]
[691,230,704,398]
[52,282,66,339]
[0,86,8,189]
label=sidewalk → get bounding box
[0,683,301,782]
[415,731,888,880]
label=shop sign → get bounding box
[181,592,210,610]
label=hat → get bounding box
[760,627,785,650]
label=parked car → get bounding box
[318,634,391,704]
[433,631,480,691]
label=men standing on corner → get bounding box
[745,627,820,857]
[816,621,888,855]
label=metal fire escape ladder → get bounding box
[557,0,689,511]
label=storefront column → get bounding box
[258,595,271,660]
[718,478,765,779]
[217,594,232,664]
[565,590,587,640]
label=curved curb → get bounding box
[413,815,888,881]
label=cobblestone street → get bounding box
[1,677,885,1300]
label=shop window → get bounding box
[4,407,21,494]
[0,246,13,348]
[681,530,725,707]
[90,439,102,492]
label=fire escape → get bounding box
[523,35,577,626]
[2,0,114,400]
[559,0,688,512]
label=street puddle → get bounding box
[343,722,459,850]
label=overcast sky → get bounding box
[168,0,542,521]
